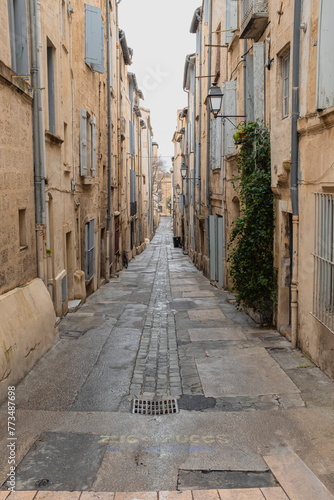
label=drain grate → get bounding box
[132,398,179,415]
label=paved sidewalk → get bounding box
[1,219,334,496]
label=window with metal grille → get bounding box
[313,193,334,333]
[282,52,290,119]
[85,219,95,280]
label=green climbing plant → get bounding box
[228,122,277,323]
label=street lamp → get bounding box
[207,82,246,120]
[176,184,180,195]
[181,162,187,179]
[207,82,224,118]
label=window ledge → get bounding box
[45,131,64,145]
[20,245,28,252]
[82,176,95,185]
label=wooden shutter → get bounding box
[91,116,96,177]
[225,0,238,44]
[253,42,265,122]
[316,0,334,109]
[80,109,88,176]
[223,80,237,156]
[85,5,104,73]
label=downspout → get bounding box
[206,0,213,219]
[117,19,123,263]
[243,40,247,119]
[29,0,47,283]
[105,0,111,280]
[290,0,301,348]
[198,15,202,216]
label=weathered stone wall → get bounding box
[0,64,36,296]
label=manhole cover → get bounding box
[132,398,179,415]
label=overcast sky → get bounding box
[119,0,200,170]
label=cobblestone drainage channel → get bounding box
[131,398,179,415]
[177,469,278,490]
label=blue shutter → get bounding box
[85,4,104,73]
[316,0,334,109]
[92,21,104,74]
[225,0,238,44]
[223,81,237,156]
[110,34,113,87]
[8,0,29,75]
[195,141,200,185]
[80,109,88,176]
[253,42,265,122]
[246,54,254,122]
[129,121,135,155]
[91,116,96,177]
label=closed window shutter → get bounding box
[85,4,104,73]
[316,0,334,109]
[253,42,265,122]
[80,109,88,176]
[211,118,217,169]
[246,54,254,122]
[8,0,29,75]
[92,22,104,74]
[91,116,96,177]
[110,34,113,87]
[223,80,237,156]
[195,141,200,185]
[225,0,238,44]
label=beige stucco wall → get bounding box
[0,278,57,403]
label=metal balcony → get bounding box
[240,0,269,40]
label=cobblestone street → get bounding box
[1,219,334,498]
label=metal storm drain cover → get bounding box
[132,398,179,415]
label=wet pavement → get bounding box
[1,218,334,498]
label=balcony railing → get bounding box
[240,0,269,39]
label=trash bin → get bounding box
[173,236,181,248]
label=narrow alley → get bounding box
[1,219,334,499]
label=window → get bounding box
[204,0,209,23]
[85,4,104,74]
[85,219,95,280]
[47,41,56,134]
[158,206,162,213]
[19,209,27,248]
[158,193,162,202]
[80,109,96,177]
[63,122,70,167]
[282,52,290,118]
[109,33,113,87]
[7,0,29,76]
[313,193,334,333]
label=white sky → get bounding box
[119,0,200,170]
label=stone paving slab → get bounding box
[188,310,226,321]
[196,347,301,398]
[188,328,247,342]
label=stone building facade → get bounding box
[0,0,156,401]
[173,0,334,378]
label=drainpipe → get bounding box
[243,40,247,119]
[117,12,123,265]
[105,0,111,280]
[198,13,202,216]
[29,0,47,283]
[206,0,213,221]
[290,0,301,349]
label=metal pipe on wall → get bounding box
[290,0,302,348]
[206,0,213,220]
[105,0,112,280]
